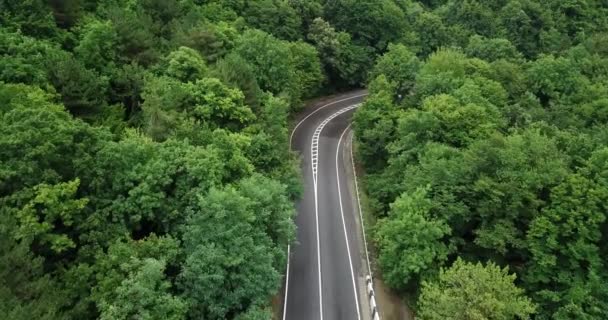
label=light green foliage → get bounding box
[375,187,450,289]
[234,29,296,96]
[418,259,536,320]
[0,30,55,86]
[14,179,88,253]
[288,41,324,98]
[187,77,255,129]
[370,44,421,96]
[99,258,187,320]
[74,19,118,72]
[465,35,523,62]
[95,236,185,320]
[165,46,208,82]
[415,49,469,98]
[422,89,503,145]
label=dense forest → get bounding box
[2,0,608,319]
[353,0,608,319]
[0,0,380,319]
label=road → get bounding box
[282,91,370,320]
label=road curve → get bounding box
[283,91,369,320]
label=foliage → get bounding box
[4,0,608,318]
[418,259,536,320]
[354,2,608,318]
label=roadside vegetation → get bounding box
[353,1,608,319]
[0,1,378,319]
[2,0,608,319]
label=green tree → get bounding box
[288,41,324,98]
[375,187,450,290]
[13,179,88,254]
[323,0,407,51]
[465,35,523,62]
[234,29,297,98]
[418,258,536,320]
[98,258,186,320]
[370,44,421,97]
[240,0,302,41]
[180,186,282,319]
[165,46,208,82]
[213,53,262,109]
[74,19,118,73]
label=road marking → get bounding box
[349,133,373,278]
[310,104,359,184]
[282,244,290,320]
[336,123,362,320]
[283,93,367,320]
[289,93,368,147]
[350,132,380,319]
[309,104,358,320]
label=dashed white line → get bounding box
[289,93,368,147]
[283,93,367,320]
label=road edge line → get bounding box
[283,93,366,320]
[336,123,362,320]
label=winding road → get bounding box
[282,91,372,320]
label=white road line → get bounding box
[283,93,367,320]
[349,133,373,278]
[282,244,290,320]
[313,165,323,320]
[336,123,362,320]
[310,104,358,320]
[289,93,368,147]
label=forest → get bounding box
[1,0,607,319]
[0,0,362,319]
[352,0,608,319]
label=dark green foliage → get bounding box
[355,3,608,317]
[1,0,330,318]
[4,0,608,318]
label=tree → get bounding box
[352,76,399,171]
[165,46,208,82]
[307,17,370,87]
[98,258,186,320]
[239,0,302,41]
[418,258,536,320]
[180,186,282,319]
[173,21,238,63]
[13,179,88,254]
[213,53,262,109]
[370,44,421,97]
[465,35,523,62]
[288,41,324,98]
[74,19,118,73]
[374,187,450,290]
[233,29,297,99]
[187,77,255,130]
[45,50,109,118]
[323,0,407,51]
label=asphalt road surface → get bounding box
[283,91,369,320]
